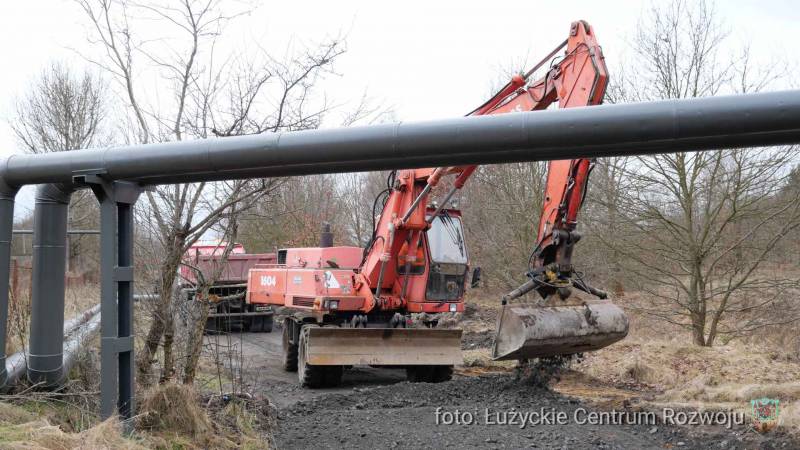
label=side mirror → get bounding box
[470,267,482,288]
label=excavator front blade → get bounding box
[305,327,463,366]
[492,298,628,361]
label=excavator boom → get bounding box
[484,21,629,360]
[356,20,628,363]
[363,20,628,361]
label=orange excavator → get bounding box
[247,20,628,387]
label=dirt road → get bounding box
[226,329,794,449]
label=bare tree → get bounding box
[11,63,107,154]
[237,103,394,252]
[336,171,392,247]
[237,174,345,249]
[180,212,238,385]
[75,0,345,383]
[461,162,547,290]
[452,62,548,292]
[598,0,800,346]
[582,156,633,296]
[10,62,109,272]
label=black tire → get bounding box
[430,365,453,383]
[249,316,261,332]
[218,314,232,334]
[406,366,430,382]
[298,325,326,388]
[406,365,453,383]
[217,303,232,333]
[262,315,274,333]
[282,320,298,372]
[203,316,216,334]
[322,365,343,388]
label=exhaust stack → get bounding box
[320,222,334,248]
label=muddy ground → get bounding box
[216,328,798,450]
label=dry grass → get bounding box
[781,402,800,432]
[136,383,270,449]
[571,296,800,434]
[0,383,271,449]
[137,383,212,437]
[6,283,100,356]
[462,289,800,434]
[63,284,101,324]
[0,401,146,450]
[576,336,800,389]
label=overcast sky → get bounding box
[0,0,798,217]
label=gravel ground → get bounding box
[225,330,798,449]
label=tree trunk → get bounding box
[689,283,707,346]
[705,305,725,347]
[136,236,185,384]
[182,292,210,384]
[691,319,706,346]
[137,312,165,385]
[161,310,175,383]
[160,263,181,383]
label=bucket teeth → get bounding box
[492,299,628,361]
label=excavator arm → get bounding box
[470,20,609,302]
[356,20,627,363]
[368,20,609,303]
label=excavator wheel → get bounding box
[298,324,345,388]
[431,365,454,382]
[249,316,262,332]
[322,364,343,388]
[406,365,453,383]
[318,324,343,387]
[298,325,327,388]
[262,315,274,333]
[282,319,298,372]
[252,315,273,333]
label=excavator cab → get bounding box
[395,207,470,313]
[424,212,468,302]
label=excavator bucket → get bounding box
[305,327,463,366]
[492,298,628,361]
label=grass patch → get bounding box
[137,383,212,438]
[0,403,146,450]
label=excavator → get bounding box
[246,20,629,387]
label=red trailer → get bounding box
[181,242,276,333]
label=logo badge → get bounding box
[750,398,780,433]
[323,270,340,289]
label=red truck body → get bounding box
[180,242,276,286]
[181,242,276,333]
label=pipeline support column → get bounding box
[0,183,17,387]
[82,176,141,422]
[28,184,73,387]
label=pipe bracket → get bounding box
[101,336,133,354]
